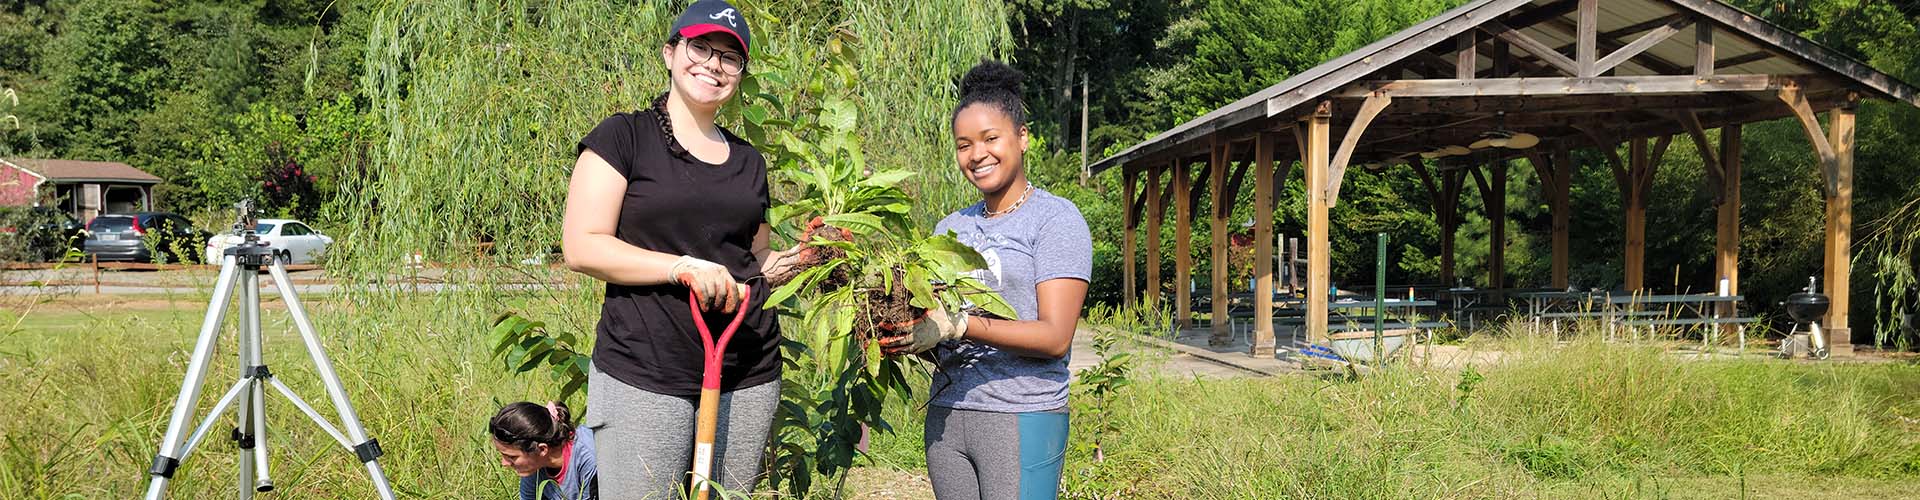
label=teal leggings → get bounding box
[924,406,1070,500]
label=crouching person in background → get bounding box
[492,401,597,500]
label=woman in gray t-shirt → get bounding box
[882,60,1091,500]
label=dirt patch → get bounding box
[18,294,294,312]
[840,467,932,499]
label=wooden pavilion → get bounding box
[1089,0,1920,358]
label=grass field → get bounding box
[2,292,1917,498]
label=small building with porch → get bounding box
[1092,0,1920,358]
[0,158,160,222]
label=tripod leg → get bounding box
[242,269,273,493]
[268,262,397,500]
[235,268,255,499]
[145,256,243,500]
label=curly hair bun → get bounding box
[960,59,1024,98]
[953,59,1027,127]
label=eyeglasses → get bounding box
[683,38,747,75]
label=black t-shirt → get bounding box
[577,109,780,397]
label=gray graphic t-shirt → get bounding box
[929,188,1092,412]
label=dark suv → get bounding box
[82,212,210,263]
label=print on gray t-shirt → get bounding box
[929,188,1092,413]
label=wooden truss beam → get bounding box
[1339,74,1804,98]
[1327,93,1393,205]
[1594,16,1693,75]
[1482,19,1581,77]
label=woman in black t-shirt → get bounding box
[559,1,799,497]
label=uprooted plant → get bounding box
[742,37,1013,496]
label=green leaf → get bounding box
[960,285,1018,320]
[490,313,530,356]
[765,264,830,307]
[822,213,885,235]
[864,340,882,378]
[905,267,936,310]
[558,376,586,403]
[857,169,914,189]
[820,99,857,132]
[744,105,771,125]
[912,234,989,271]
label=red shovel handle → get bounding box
[689,285,752,390]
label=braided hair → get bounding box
[650,91,691,160]
[489,401,575,453]
[951,59,1027,129]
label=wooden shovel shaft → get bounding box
[692,387,721,500]
[688,284,749,500]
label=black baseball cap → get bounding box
[671,0,751,56]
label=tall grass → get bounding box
[3,298,1918,497]
[0,294,568,497]
[1058,335,1920,498]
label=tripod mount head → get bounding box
[225,199,276,265]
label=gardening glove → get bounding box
[760,244,805,285]
[672,255,742,312]
[882,305,968,355]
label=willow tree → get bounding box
[341,0,1006,284]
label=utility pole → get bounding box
[1079,73,1090,185]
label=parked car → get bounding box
[0,206,84,261]
[82,212,212,263]
[205,219,333,265]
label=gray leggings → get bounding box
[584,365,780,500]
[924,406,1070,500]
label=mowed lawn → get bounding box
[4,294,1919,498]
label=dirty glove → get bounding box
[760,244,805,286]
[882,305,968,355]
[672,255,741,312]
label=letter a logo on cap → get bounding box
[709,8,738,27]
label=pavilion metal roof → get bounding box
[1089,0,1920,175]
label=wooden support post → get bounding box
[1175,156,1194,329]
[1778,87,1856,355]
[1528,149,1572,289]
[1716,125,1742,339]
[1826,105,1856,356]
[1418,165,1465,287]
[1306,102,1333,345]
[1210,141,1232,346]
[1414,159,1462,288]
[1122,165,1138,307]
[1488,162,1508,289]
[1290,237,1302,292]
[1600,133,1669,293]
[1625,139,1648,291]
[1145,162,1165,308]
[1252,133,1278,357]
